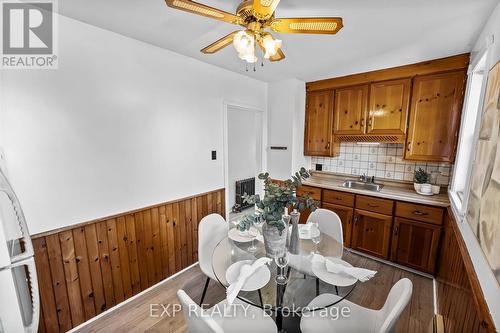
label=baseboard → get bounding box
[433,314,444,333]
[432,278,438,314]
[67,262,199,333]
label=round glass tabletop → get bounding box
[211,227,358,314]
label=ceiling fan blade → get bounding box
[165,0,243,25]
[252,0,281,20]
[270,17,343,34]
[201,31,239,54]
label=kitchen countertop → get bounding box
[303,172,450,207]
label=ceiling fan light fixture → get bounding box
[233,30,258,63]
[238,51,258,63]
[233,30,254,54]
[166,0,343,66]
[261,33,282,59]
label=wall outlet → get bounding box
[211,150,217,160]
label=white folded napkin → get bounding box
[288,253,314,276]
[311,254,377,282]
[226,257,272,305]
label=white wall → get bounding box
[266,79,310,180]
[471,1,500,70]
[0,14,267,235]
[227,106,262,209]
[454,2,500,328]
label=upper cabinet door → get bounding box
[405,71,466,162]
[367,79,411,135]
[334,85,369,135]
[304,90,335,156]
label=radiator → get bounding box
[235,177,255,210]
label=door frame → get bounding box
[222,100,266,219]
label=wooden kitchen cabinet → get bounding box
[304,55,469,156]
[322,202,353,247]
[351,209,393,259]
[405,71,466,162]
[296,185,322,224]
[304,90,337,156]
[334,85,369,135]
[368,78,411,136]
[391,217,441,273]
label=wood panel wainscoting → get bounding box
[435,208,496,332]
[32,188,225,333]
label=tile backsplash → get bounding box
[311,143,452,185]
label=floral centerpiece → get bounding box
[239,167,317,256]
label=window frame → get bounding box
[449,49,489,221]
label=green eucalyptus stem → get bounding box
[239,167,318,233]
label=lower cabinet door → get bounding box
[351,209,393,259]
[322,202,354,248]
[390,217,441,274]
[299,205,322,224]
[299,208,311,224]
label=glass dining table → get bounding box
[211,227,359,332]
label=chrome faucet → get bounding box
[359,173,369,183]
[359,173,375,183]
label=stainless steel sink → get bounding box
[341,180,384,192]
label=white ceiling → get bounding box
[58,0,499,82]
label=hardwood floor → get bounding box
[74,252,433,333]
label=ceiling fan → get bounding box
[165,0,343,64]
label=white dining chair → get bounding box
[289,209,344,295]
[308,208,344,255]
[198,213,228,305]
[177,289,277,333]
[300,278,413,333]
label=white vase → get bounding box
[262,223,287,257]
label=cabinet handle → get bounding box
[361,118,365,127]
[394,226,399,236]
[325,142,331,149]
[407,142,411,151]
[368,117,373,127]
[354,215,358,226]
[335,197,343,200]
[367,203,379,208]
[412,210,429,216]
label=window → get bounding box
[449,52,488,217]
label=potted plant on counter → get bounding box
[414,168,431,194]
[240,167,317,257]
